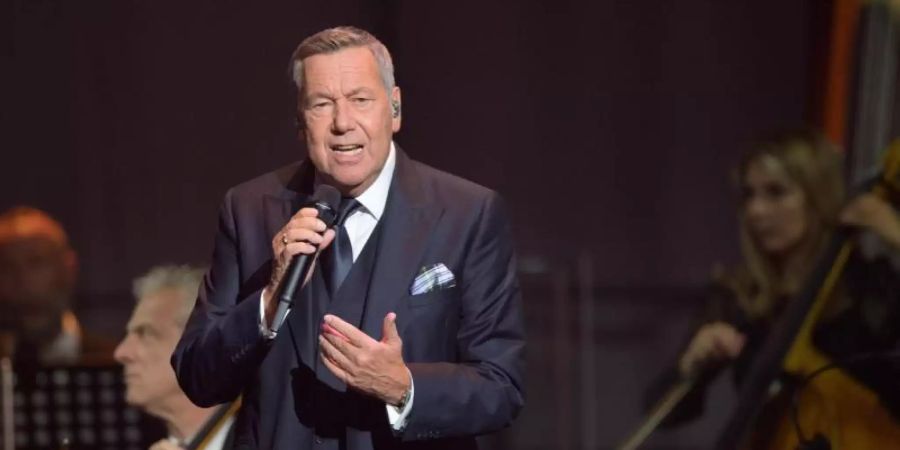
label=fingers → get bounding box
[273,209,338,257]
[323,314,371,347]
[702,323,745,359]
[267,208,331,287]
[680,322,745,377]
[842,195,900,249]
[270,213,324,257]
[319,333,355,374]
[840,194,895,228]
[320,350,350,383]
[317,313,408,403]
[289,208,328,232]
[322,321,350,342]
[320,228,336,250]
[839,194,874,226]
[282,213,328,247]
[712,324,746,358]
[321,324,356,356]
[381,312,401,344]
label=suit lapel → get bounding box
[262,160,316,244]
[262,195,293,243]
[361,150,443,339]
[259,159,321,372]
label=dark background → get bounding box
[7,1,823,447]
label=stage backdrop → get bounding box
[7,1,820,448]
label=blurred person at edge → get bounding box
[0,206,114,366]
[115,265,236,450]
[645,130,900,448]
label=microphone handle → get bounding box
[269,248,317,333]
[267,198,337,334]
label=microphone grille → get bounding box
[310,184,342,225]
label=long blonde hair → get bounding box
[727,130,845,319]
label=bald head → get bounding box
[0,206,70,247]
[0,206,76,343]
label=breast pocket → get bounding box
[407,287,461,308]
[401,288,461,361]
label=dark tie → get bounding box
[322,197,362,296]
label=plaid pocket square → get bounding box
[410,263,456,295]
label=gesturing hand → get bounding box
[318,313,411,405]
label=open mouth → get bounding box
[330,144,363,154]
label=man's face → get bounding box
[299,46,401,197]
[114,290,185,415]
[0,237,74,342]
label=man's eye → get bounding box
[133,326,153,339]
[352,97,372,105]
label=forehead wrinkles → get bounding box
[302,51,384,100]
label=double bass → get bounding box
[620,141,900,450]
[182,397,242,450]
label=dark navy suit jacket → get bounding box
[172,149,525,449]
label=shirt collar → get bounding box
[353,142,396,221]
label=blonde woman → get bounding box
[647,131,900,442]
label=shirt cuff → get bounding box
[385,369,414,432]
[259,290,279,339]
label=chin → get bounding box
[334,173,372,190]
[124,392,142,407]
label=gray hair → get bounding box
[132,265,205,327]
[289,26,395,97]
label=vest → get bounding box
[283,220,389,449]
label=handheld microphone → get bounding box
[269,184,341,333]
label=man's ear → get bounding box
[390,86,402,132]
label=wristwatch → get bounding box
[396,385,412,410]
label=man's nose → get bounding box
[330,101,355,134]
[113,335,133,364]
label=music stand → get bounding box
[0,363,165,450]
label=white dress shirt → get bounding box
[258,143,414,430]
[170,414,235,450]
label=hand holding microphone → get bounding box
[264,185,341,331]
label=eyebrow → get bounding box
[346,86,382,98]
[304,87,376,104]
[304,92,334,102]
[126,322,156,333]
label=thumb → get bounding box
[382,312,401,344]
